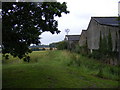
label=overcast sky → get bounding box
[40,0,119,45]
[3,0,119,45]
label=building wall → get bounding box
[79,30,87,47]
[87,18,119,51]
[100,25,119,51]
[68,40,79,50]
[87,18,100,50]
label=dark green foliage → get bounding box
[88,30,118,64]
[73,44,87,55]
[66,51,119,80]
[97,68,103,78]
[2,2,69,61]
[97,65,105,78]
[56,41,68,50]
[5,55,9,59]
[23,56,30,62]
[107,30,113,57]
[113,32,119,59]
[99,32,107,54]
[99,31,102,51]
[115,32,118,52]
[98,32,108,59]
[90,50,102,60]
[72,44,81,54]
[73,38,88,56]
[49,42,57,48]
[81,38,88,55]
[79,52,118,80]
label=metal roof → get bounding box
[66,35,80,41]
[80,30,87,37]
[92,17,119,27]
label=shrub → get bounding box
[57,41,68,50]
[66,51,119,80]
[73,44,88,57]
[72,44,81,53]
[89,50,102,60]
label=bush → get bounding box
[73,44,88,57]
[67,52,119,80]
[57,41,68,50]
[90,50,102,60]
[73,44,81,54]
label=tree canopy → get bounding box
[2,2,69,61]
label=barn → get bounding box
[79,30,87,47]
[64,35,80,50]
[86,17,119,53]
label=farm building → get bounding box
[79,30,87,47]
[64,35,80,49]
[86,17,119,53]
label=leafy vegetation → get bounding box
[56,41,69,50]
[2,2,69,61]
[3,50,119,88]
[71,30,118,65]
[49,41,69,50]
[91,31,118,63]
[73,41,88,56]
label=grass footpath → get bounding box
[2,50,119,88]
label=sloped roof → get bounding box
[92,17,119,27]
[80,30,87,38]
[65,35,80,41]
[80,30,87,35]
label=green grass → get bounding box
[2,50,119,88]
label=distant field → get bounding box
[2,50,119,88]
